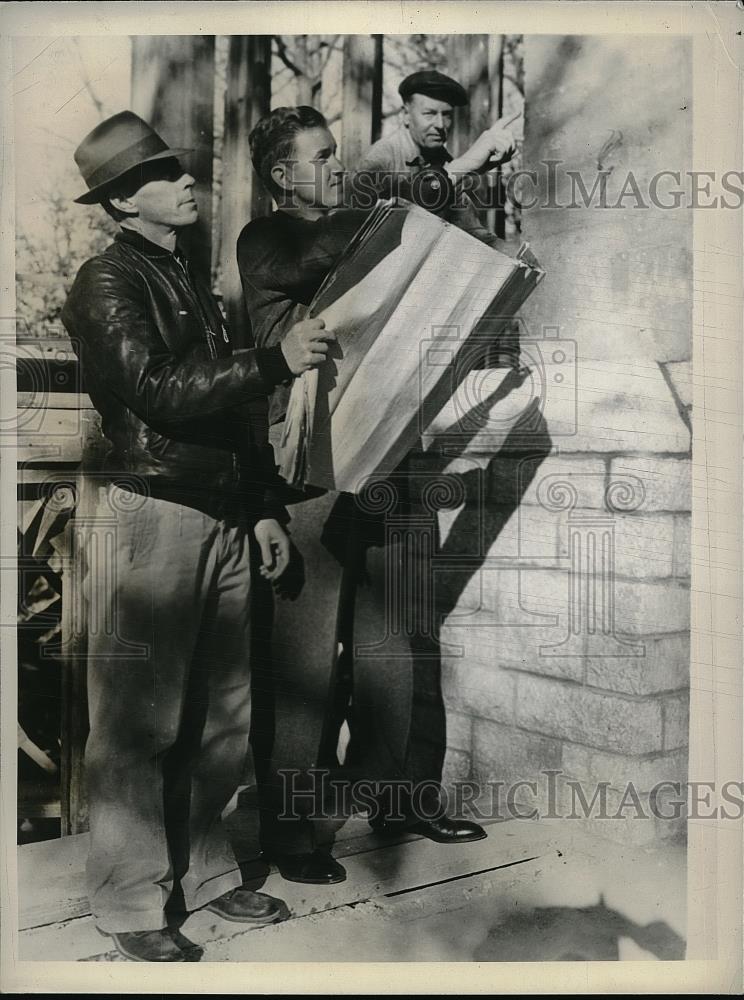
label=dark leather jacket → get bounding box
[61,227,292,523]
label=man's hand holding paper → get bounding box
[281,317,337,374]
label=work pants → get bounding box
[82,485,252,933]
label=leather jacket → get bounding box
[61,227,293,523]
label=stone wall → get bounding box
[428,35,693,847]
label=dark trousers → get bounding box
[83,485,252,933]
[251,485,446,856]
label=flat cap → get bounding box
[398,70,468,107]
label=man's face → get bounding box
[118,158,199,228]
[276,126,345,212]
[403,94,455,150]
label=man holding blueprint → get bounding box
[237,105,540,887]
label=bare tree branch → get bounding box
[71,38,104,118]
[318,34,341,73]
[273,36,305,79]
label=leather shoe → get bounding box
[263,850,346,885]
[372,815,487,843]
[97,926,202,962]
[204,886,285,924]
[413,815,487,843]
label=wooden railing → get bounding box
[17,336,103,834]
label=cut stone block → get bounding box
[605,513,676,580]
[609,455,691,512]
[562,743,688,793]
[446,711,473,753]
[472,719,563,788]
[662,691,690,750]
[557,360,691,454]
[441,658,517,724]
[515,673,665,754]
[490,453,608,509]
[612,579,691,635]
[585,630,690,695]
[482,503,564,567]
[441,748,472,790]
[423,359,690,456]
[673,513,691,578]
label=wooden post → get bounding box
[131,36,216,278]
[489,34,505,120]
[341,35,383,171]
[488,35,506,239]
[220,35,273,344]
[446,35,492,228]
[59,408,106,836]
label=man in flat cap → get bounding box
[354,69,517,247]
[61,111,333,961]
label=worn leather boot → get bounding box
[204,886,286,924]
[98,926,202,962]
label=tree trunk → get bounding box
[341,35,383,171]
[131,36,216,277]
[220,35,273,343]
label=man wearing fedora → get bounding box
[61,111,334,961]
[354,69,517,247]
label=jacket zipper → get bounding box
[173,252,239,485]
[174,253,218,360]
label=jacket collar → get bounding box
[115,226,184,260]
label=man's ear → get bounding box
[108,194,138,217]
[401,102,411,128]
[270,161,292,194]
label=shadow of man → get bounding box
[245,362,553,861]
[473,894,686,961]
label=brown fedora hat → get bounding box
[73,110,192,204]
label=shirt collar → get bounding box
[398,126,453,167]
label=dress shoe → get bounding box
[97,926,202,962]
[413,815,487,843]
[204,886,285,924]
[371,814,487,843]
[263,850,346,885]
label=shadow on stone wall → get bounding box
[404,375,553,793]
